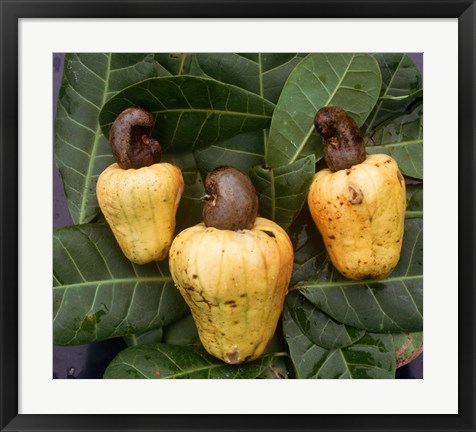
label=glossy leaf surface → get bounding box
[250,155,315,229]
[285,291,365,350]
[190,54,304,173]
[103,343,274,379]
[406,184,423,218]
[288,206,327,286]
[366,103,423,179]
[193,130,265,178]
[162,314,200,347]
[189,53,304,104]
[53,224,187,345]
[99,76,274,153]
[162,152,205,233]
[266,53,381,167]
[154,53,192,75]
[283,308,396,379]
[124,327,164,347]
[364,53,423,133]
[55,53,166,224]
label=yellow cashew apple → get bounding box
[308,106,406,280]
[96,107,184,264]
[169,167,294,364]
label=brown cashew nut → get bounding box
[314,106,366,172]
[109,107,161,169]
[203,166,259,231]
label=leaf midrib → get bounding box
[368,138,422,150]
[288,54,356,165]
[78,53,111,224]
[365,54,406,132]
[162,362,223,379]
[405,211,423,218]
[103,108,272,125]
[290,274,422,291]
[54,276,173,290]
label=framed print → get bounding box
[1,0,475,431]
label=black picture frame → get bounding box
[1,1,474,431]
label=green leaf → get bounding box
[366,103,423,179]
[123,327,164,347]
[293,219,423,333]
[288,205,327,285]
[162,314,200,347]
[103,343,274,379]
[283,308,396,379]
[54,53,167,224]
[154,53,192,75]
[189,53,304,104]
[53,224,187,345]
[190,54,304,173]
[406,183,423,218]
[285,291,365,349]
[364,53,423,133]
[99,76,275,153]
[249,155,315,230]
[266,53,382,167]
[193,130,265,178]
[393,332,423,368]
[161,152,205,233]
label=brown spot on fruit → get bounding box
[225,347,240,364]
[348,185,363,204]
[261,230,276,238]
[397,170,404,183]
